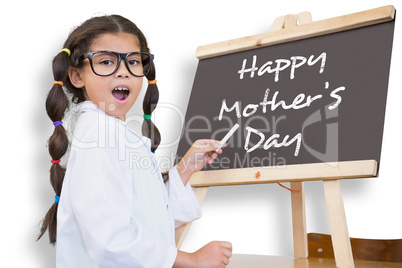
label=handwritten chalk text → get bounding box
[238,52,326,82]
[218,84,344,121]
[245,126,302,155]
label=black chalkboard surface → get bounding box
[176,16,395,172]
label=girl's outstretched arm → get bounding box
[176,139,224,185]
[174,140,232,266]
[174,241,233,268]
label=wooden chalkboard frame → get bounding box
[183,5,395,187]
[176,6,395,268]
[189,159,377,187]
[196,5,395,60]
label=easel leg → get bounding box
[175,187,209,249]
[291,181,308,258]
[323,180,354,268]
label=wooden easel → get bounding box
[175,6,395,268]
[176,160,377,267]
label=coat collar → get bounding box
[78,101,153,151]
[79,100,103,113]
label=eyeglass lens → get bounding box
[92,52,151,76]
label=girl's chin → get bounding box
[90,99,134,121]
[103,106,128,121]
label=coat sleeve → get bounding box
[164,166,202,228]
[68,139,177,267]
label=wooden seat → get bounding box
[308,233,402,263]
[227,254,402,267]
[227,234,402,267]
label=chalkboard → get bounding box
[176,12,395,172]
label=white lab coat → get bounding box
[56,101,201,268]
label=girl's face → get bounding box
[69,33,143,121]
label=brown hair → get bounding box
[37,15,161,245]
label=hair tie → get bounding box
[60,48,71,56]
[143,114,152,120]
[51,160,61,164]
[55,195,60,203]
[53,81,63,86]
[53,121,63,127]
[147,80,157,84]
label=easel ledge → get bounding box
[195,5,395,59]
[189,160,378,187]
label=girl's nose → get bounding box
[115,62,130,78]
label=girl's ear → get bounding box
[68,67,85,88]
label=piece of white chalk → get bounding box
[216,123,240,152]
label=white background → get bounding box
[1,0,400,266]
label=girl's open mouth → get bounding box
[112,87,130,104]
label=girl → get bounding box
[38,15,232,267]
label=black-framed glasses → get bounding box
[77,51,154,77]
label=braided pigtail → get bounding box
[142,62,161,152]
[37,50,71,245]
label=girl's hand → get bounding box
[192,241,233,267]
[176,139,224,185]
[174,241,233,268]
